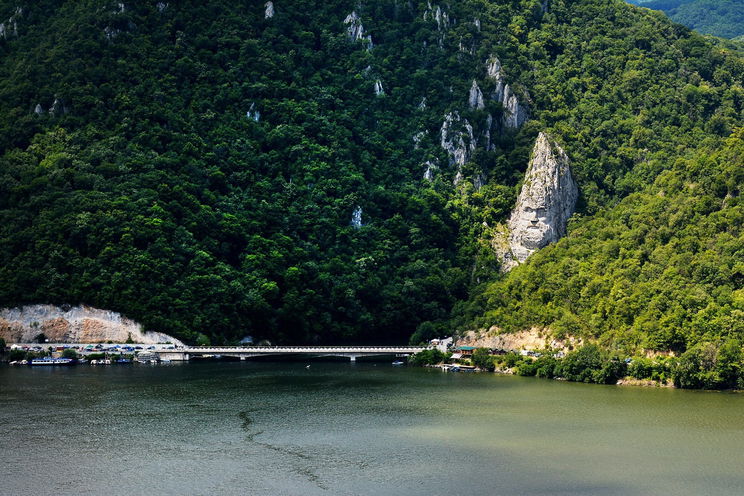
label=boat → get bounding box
[392,361,405,366]
[29,357,75,366]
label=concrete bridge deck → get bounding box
[157,345,427,361]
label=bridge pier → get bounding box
[349,355,357,362]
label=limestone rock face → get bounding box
[264,1,274,19]
[246,102,260,121]
[374,79,384,96]
[440,111,475,168]
[422,160,437,181]
[344,11,372,48]
[502,84,528,129]
[0,304,183,344]
[351,206,363,228]
[485,56,529,130]
[498,132,577,270]
[468,80,484,110]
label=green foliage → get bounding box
[0,0,739,361]
[629,0,744,39]
[471,348,495,370]
[556,344,628,384]
[8,349,26,361]
[467,131,744,359]
[672,339,743,389]
[61,348,78,359]
[517,355,559,378]
[409,348,448,366]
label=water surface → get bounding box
[1,362,743,495]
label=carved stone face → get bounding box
[514,202,554,250]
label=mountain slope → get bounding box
[0,0,741,346]
[628,0,744,39]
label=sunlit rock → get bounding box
[246,102,260,121]
[440,111,475,168]
[468,80,484,110]
[496,132,578,270]
[423,161,438,181]
[351,206,363,228]
[374,79,384,96]
[264,1,274,19]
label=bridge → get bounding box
[156,345,427,362]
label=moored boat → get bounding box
[29,357,76,366]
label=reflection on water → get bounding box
[1,362,744,495]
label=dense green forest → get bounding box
[0,0,741,351]
[628,0,744,39]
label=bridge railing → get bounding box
[173,345,427,352]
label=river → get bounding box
[1,361,743,495]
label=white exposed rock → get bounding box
[374,79,384,96]
[117,2,125,13]
[0,7,22,39]
[434,5,449,30]
[473,173,487,190]
[417,97,427,111]
[351,206,363,228]
[498,132,577,271]
[156,2,168,12]
[344,11,364,40]
[502,84,528,129]
[468,80,485,110]
[423,2,448,47]
[483,113,493,151]
[413,131,427,150]
[473,18,481,31]
[246,102,260,121]
[49,98,63,117]
[486,56,505,102]
[485,56,528,130]
[264,1,274,19]
[423,161,438,181]
[103,26,121,41]
[34,103,44,115]
[343,11,373,49]
[440,111,475,168]
[0,304,183,345]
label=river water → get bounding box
[1,361,743,495]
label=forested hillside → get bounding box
[628,0,744,39]
[0,0,741,347]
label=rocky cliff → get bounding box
[496,132,578,270]
[0,304,182,344]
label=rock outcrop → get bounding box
[374,79,384,96]
[457,327,583,353]
[0,7,22,39]
[246,102,260,121]
[468,80,484,110]
[0,304,182,344]
[343,11,373,48]
[440,111,475,174]
[422,160,438,181]
[496,132,577,271]
[486,56,529,130]
[264,1,274,19]
[351,206,363,228]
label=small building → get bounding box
[457,346,476,357]
[429,337,453,352]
